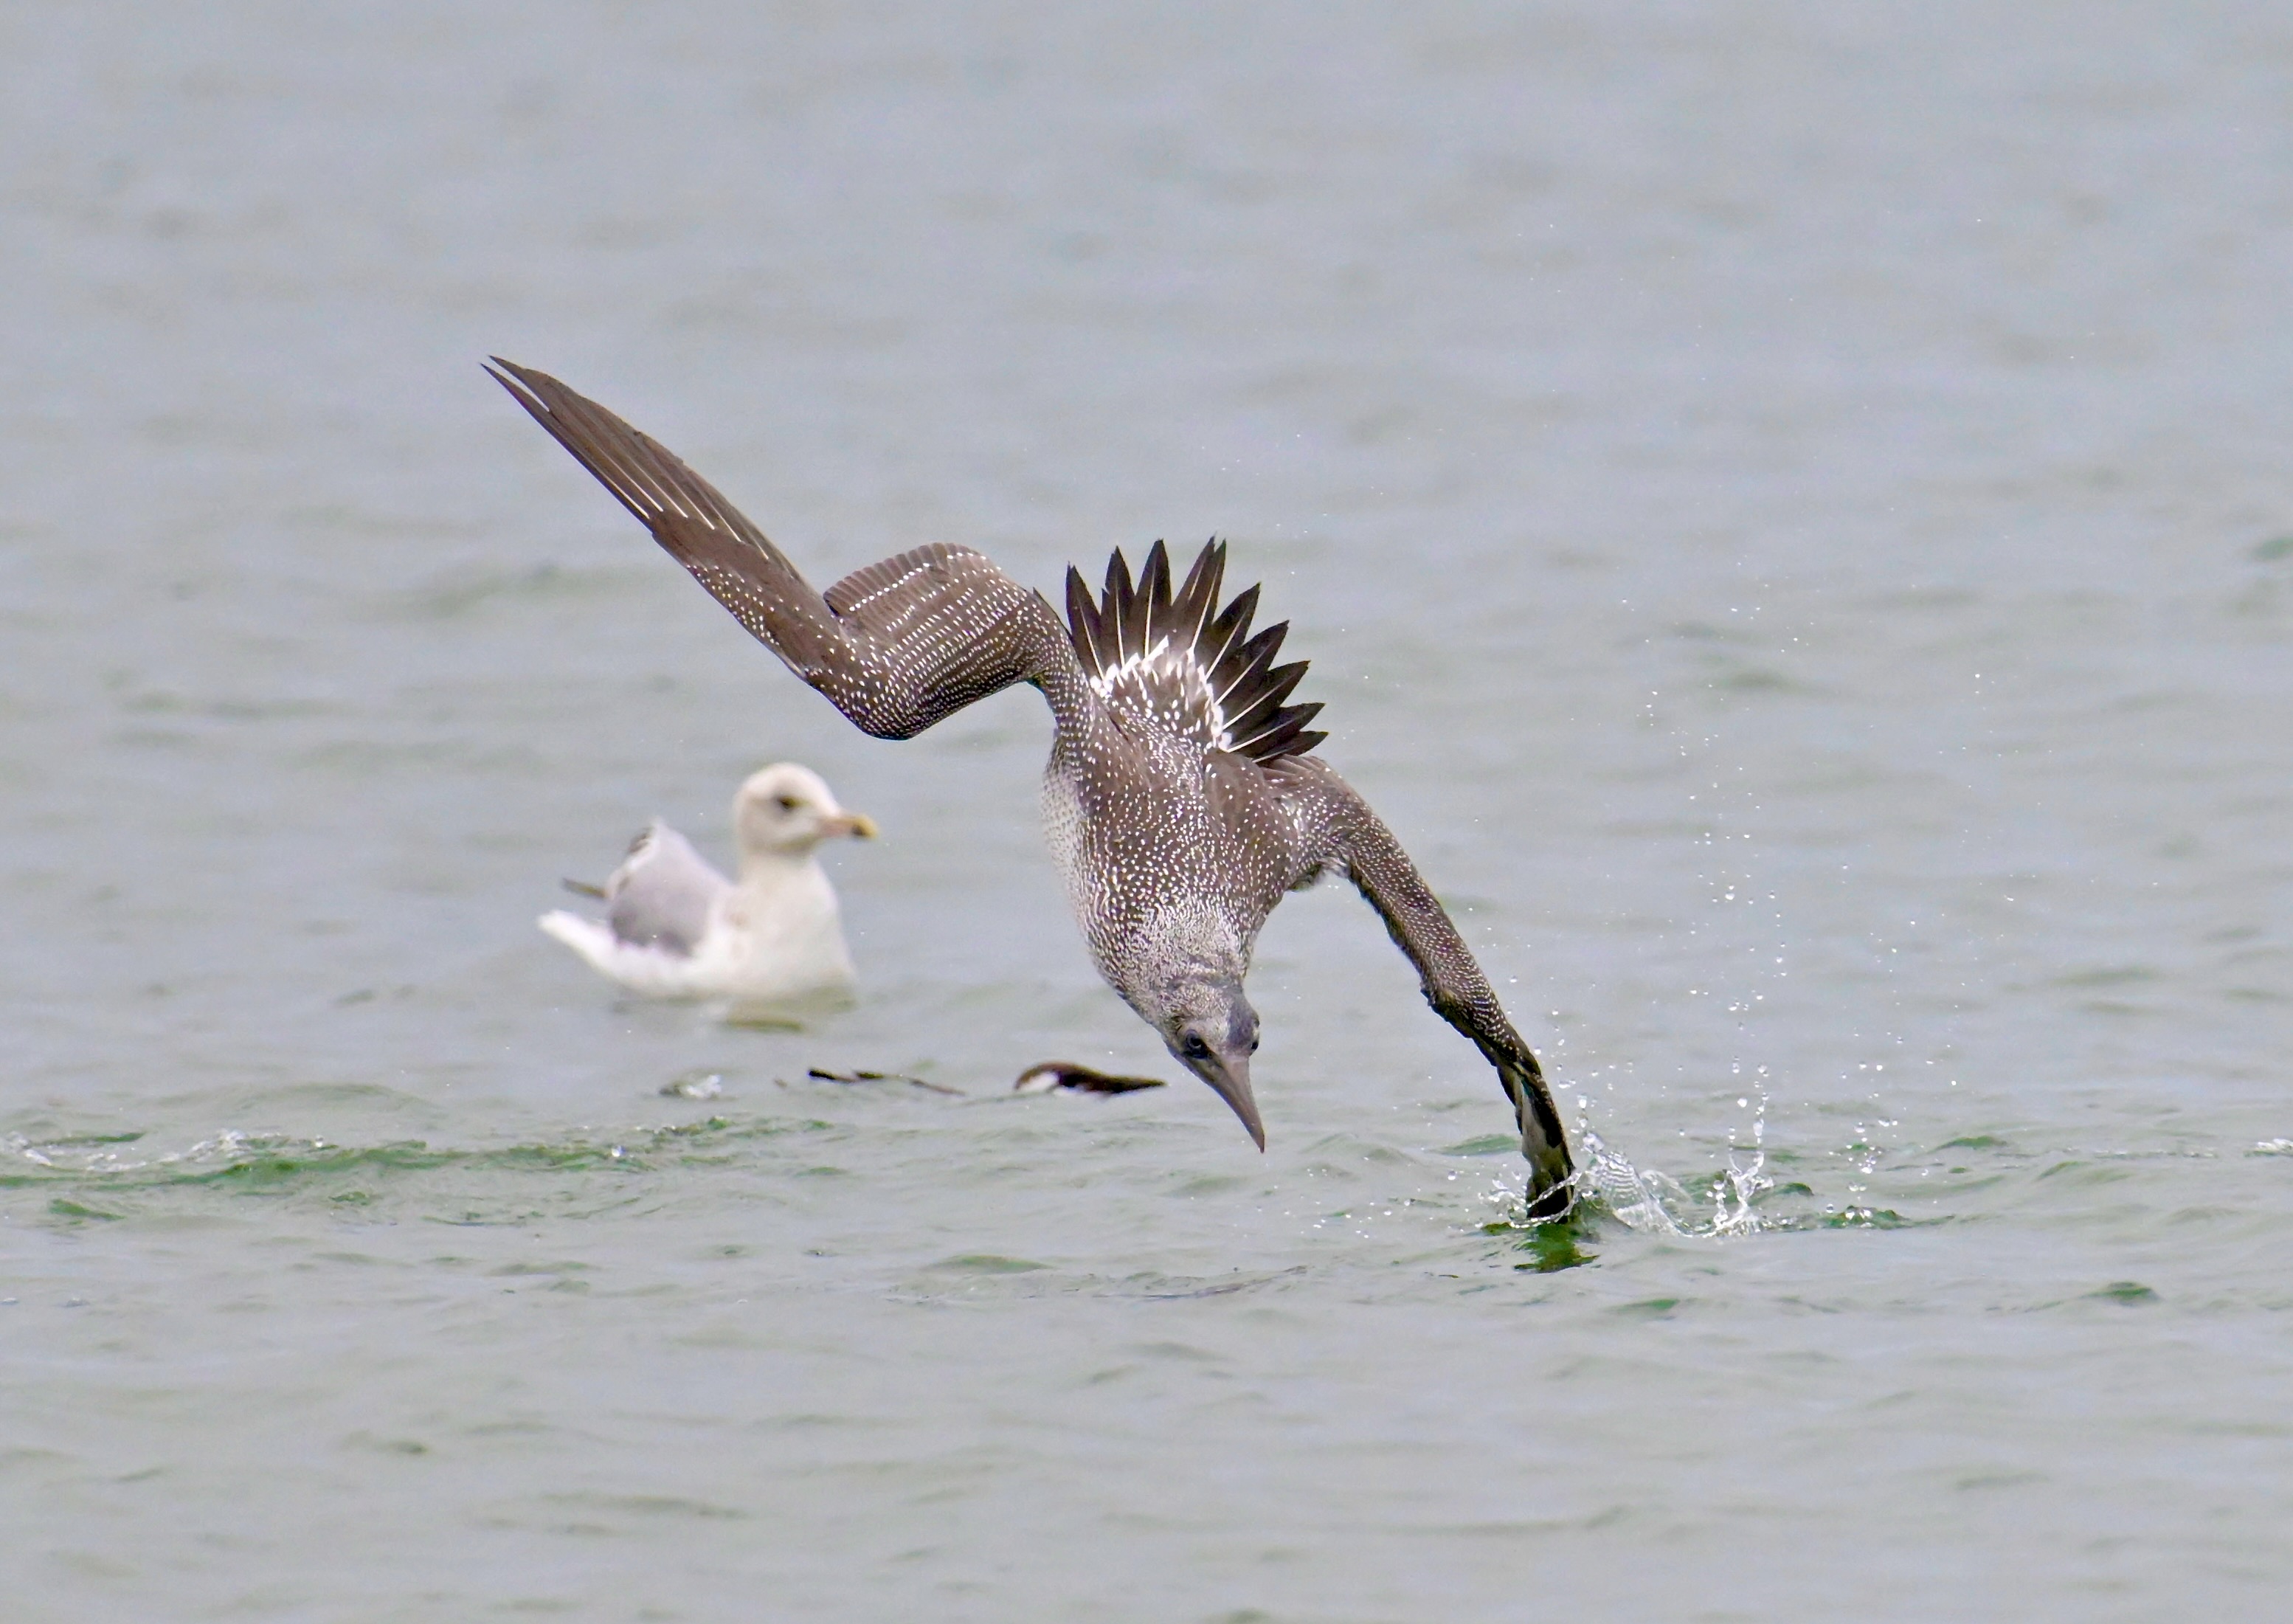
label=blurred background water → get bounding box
[4,2,2291,1618]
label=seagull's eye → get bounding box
[1179,1032,1211,1060]
[775,795,801,812]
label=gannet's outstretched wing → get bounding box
[1270,756,1574,1220]
[602,821,727,955]
[488,360,1076,738]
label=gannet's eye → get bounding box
[775,794,802,812]
[1179,1032,1211,1060]
[1248,1032,1261,1054]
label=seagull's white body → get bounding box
[540,764,872,1019]
[537,842,855,1007]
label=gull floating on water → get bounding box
[539,762,876,1017]
[491,360,1575,1218]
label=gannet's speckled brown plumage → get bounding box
[489,359,1574,1218]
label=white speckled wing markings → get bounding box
[1065,540,1327,760]
[487,360,1079,739]
[1267,755,1576,1220]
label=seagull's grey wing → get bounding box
[605,822,728,955]
[1270,756,1574,1220]
[489,360,1078,739]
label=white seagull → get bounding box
[539,763,876,1018]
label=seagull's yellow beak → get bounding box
[823,811,879,840]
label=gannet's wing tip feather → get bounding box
[1068,537,1324,762]
[1273,756,1575,1218]
[488,359,741,540]
[491,360,1077,742]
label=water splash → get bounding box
[1708,1096,1773,1236]
[1706,1141,1772,1236]
[1,1128,253,1178]
[1576,1124,1690,1235]
[1530,1087,1775,1239]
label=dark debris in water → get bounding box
[1012,1061,1166,1095]
[798,1068,964,1096]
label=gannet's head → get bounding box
[733,763,877,860]
[1149,971,1264,1150]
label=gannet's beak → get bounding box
[823,811,878,840]
[1186,1051,1265,1150]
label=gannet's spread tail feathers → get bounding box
[488,359,1077,740]
[1064,539,1327,761]
[1273,755,1574,1219]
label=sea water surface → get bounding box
[4,3,2291,1619]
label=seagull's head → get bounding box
[733,763,877,860]
[1151,971,1265,1150]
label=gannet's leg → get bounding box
[1270,757,1574,1220]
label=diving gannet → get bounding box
[491,362,1574,1217]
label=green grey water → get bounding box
[4,3,2291,1618]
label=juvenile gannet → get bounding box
[540,762,875,1018]
[492,361,1575,1218]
